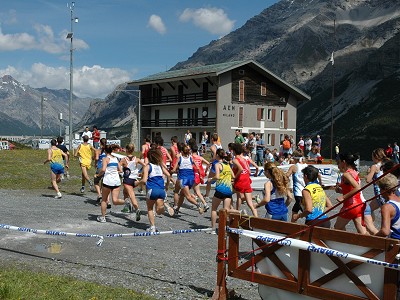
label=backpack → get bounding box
[283,140,291,150]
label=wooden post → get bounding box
[212,209,228,300]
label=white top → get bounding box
[292,163,307,197]
[82,131,92,139]
[103,155,121,186]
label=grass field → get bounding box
[0,148,155,299]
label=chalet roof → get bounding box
[128,60,310,101]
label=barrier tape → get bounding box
[227,227,400,271]
[0,223,214,247]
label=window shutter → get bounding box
[271,109,276,122]
[284,110,288,129]
[239,80,245,102]
[261,82,267,96]
[271,133,275,146]
[257,108,262,121]
[239,107,244,127]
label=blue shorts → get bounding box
[179,178,194,189]
[50,162,64,175]
[146,188,166,201]
[364,203,372,216]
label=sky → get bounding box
[0,0,279,99]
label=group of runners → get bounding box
[44,133,400,239]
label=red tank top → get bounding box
[341,169,363,207]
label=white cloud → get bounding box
[148,14,167,35]
[179,7,235,36]
[1,63,131,98]
[0,25,89,53]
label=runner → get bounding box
[255,162,289,221]
[94,138,107,205]
[56,136,70,179]
[191,144,210,212]
[366,148,389,212]
[203,133,222,201]
[74,135,95,193]
[292,165,332,227]
[334,153,367,234]
[231,143,258,217]
[201,130,208,155]
[119,143,145,222]
[139,148,171,232]
[44,139,69,198]
[96,145,128,223]
[171,144,204,215]
[210,149,236,232]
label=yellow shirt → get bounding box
[78,143,92,167]
[51,148,64,165]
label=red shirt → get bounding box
[92,129,100,142]
[158,146,168,164]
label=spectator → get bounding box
[307,145,322,163]
[265,148,274,163]
[255,133,265,166]
[247,132,256,161]
[184,130,192,145]
[92,126,100,149]
[393,142,399,164]
[200,130,208,155]
[234,129,245,145]
[315,135,322,151]
[82,126,92,140]
[282,134,291,155]
[385,143,393,158]
[305,136,313,153]
[297,136,304,152]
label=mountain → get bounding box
[0,75,92,136]
[172,0,400,158]
[77,83,139,142]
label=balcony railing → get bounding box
[142,91,216,105]
[142,118,216,128]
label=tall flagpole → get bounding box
[330,19,336,161]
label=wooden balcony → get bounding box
[141,91,216,106]
[142,118,216,128]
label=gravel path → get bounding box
[0,183,378,299]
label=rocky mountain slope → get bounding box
[172,0,400,158]
[0,75,91,136]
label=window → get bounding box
[280,109,288,129]
[266,133,275,146]
[178,108,183,126]
[257,108,265,121]
[261,82,267,96]
[239,107,244,127]
[280,134,284,144]
[266,108,272,121]
[239,80,245,102]
[155,110,159,127]
[202,82,209,100]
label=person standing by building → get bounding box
[305,136,312,153]
[393,142,399,164]
[315,135,322,151]
[44,139,69,199]
[247,132,256,161]
[92,126,100,149]
[82,126,92,140]
[297,136,305,153]
[234,129,245,145]
[255,133,265,166]
[385,144,393,158]
[184,130,192,145]
[201,130,208,155]
[75,135,95,193]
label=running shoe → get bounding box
[89,182,95,192]
[198,205,204,215]
[80,186,85,193]
[173,207,179,216]
[107,203,112,209]
[204,204,210,213]
[146,225,157,233]
[54,192,62,199]
[96,196,102,204]
[66,172,70,179]
[121,206,129,213]
[240,209,248,216]
[255,194,261,204]
[124,198,133,213]
[135,209,141,222]
[165,205,175,217]
[97,216,106,223]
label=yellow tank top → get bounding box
[51,148,64,165]
[303,183,327,221]
[78,144,92,165]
